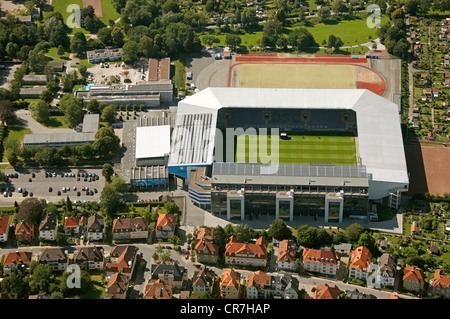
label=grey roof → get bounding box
[82,114,100,133]
[212,162,369,187]
[39,213,57,231]
[151,262,186,281]
[23,132,96,145]
[22,74,47,83]
[87,214,105,232]
[19,87,45,95]
[39,247,67,262]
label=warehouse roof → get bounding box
[135,125,171,160]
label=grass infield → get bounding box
[234,131,357,165]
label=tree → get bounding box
[317,6,331,21]
[97,27,113,46]
[296,225,319,248]
[333,37,344,51]
[101,104,117,124]
[344,223,365,243]
[0,100,17,125]
[29,263,53,295]
[214,225,228,253]
[101,163,114,182]
[0,271,29,298]
[234,224,252,243]
[288,28,316,52]
[122,40,139,64]
[100,183,122,214]
[60,269,92,297]
[17,197,44,225]
[59,94,84,128]
[225,34,242,48]
[261,17,283,47]
[358,232,380,257]
[327,34,336,48]
[29,99,50,123]
[70,32,87,55]
[188,292,211,299]
[6,42,19,59]
[268,219,292,240]
[111,27,124,48]
[87,99,100,114]
[164,201,179,215]
[4,135,21,166]
[331,0,347,14]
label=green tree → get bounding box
[29,263,53,295]
[60,269,92,297]
[122,40,139,64]
[268,219,292,240]
[234,223,252,243]
[317,6,331,21]
[101,104,117,124]
[288,28,315,52]
[29,99,50,123]
[102,163,114,182]
[344,223,365,243]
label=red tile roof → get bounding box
[144,279,172,299]
[15,222,34,237]
[247,270,271,289]
[277,239,296,264]
[349,246,372,271]
[225,236,268,259]
[3,251,32,266]
[156,214,175,231]
[303,249,339,265]
[315,283,340,299]
[64,217,79,228]
[0,216,9,235]
[221,268,241,292]
[403,266,424,283]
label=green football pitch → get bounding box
[235,132,357,165]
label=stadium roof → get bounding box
[170,87,409,198]
[135,125,170,160]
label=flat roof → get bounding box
[135,125,171,159]
[23,132,96,145]
[82,114,100,133]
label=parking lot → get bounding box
[0,168,105,205]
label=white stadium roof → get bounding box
[135,125,170,159]
[169,87,409,199]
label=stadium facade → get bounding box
[168,87,409,223]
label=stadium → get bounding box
[168,86,409,223]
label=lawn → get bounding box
[199,14,388,49]
[235,132,357,165]
[42,116,69,129]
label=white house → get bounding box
[39,214,58,241]
[87,214,105,241]
[376,253,397,287]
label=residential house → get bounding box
[3,251,32,274]
[39,213,58,241]
[333,243,352,256]
[22,74,46,85]
[112,217,149,240]
[315,283,340,299]
[39,248,68,272]
[150,262,188,290]
[194,238,219,264]
[429,269,450,298]
[191,265,216,295]
[270,274,299,299]
[220,268,241,299]
[349,246,372,281]
[105,272,129,299]
[346,288,376,299]
[144,279,172,299]
[276,239,296,271]
[195,227,214,242]
[423,88,440,97]
[155,213,176,239]
[15,222,34,242]
[0,216,10,242]
[64,217,80,236]
[105,245,138,278]
[403,266,425,293]
[302,249,340,277]
[376,253,397,287]
[87,214,105,241]
[225,236,269,267]
[73,246,105,270]
[246,270,272,299]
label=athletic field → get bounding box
[235,132,357,165]
[231,61,386,96]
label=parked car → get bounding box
[49,187,53,192]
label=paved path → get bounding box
[15,109,74,134]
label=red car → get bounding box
[185,253,189,259]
